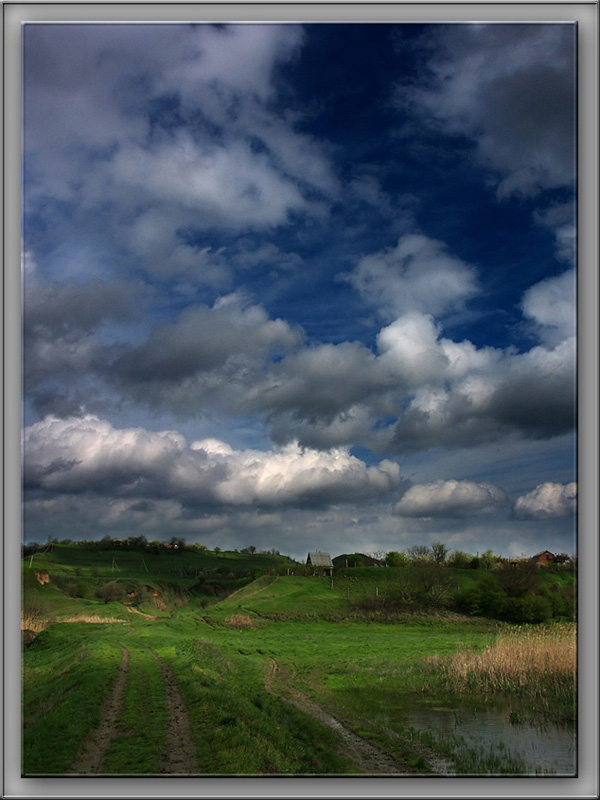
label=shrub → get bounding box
[456,573,508,618]
[385,551,411,567]
[494,561,539,597]
[502,594,552,624]
[446,550,473,570]
[94,581,126,604]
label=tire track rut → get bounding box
[66,644,129,775]
[265,658,409,775]
[154,657,201,775]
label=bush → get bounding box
[94,581,126,604]
[53,576,91,599]
[502,594,552,624]
[446,550,473,570]
[385,551,411,567]
[495,561,539,597]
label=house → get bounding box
[306,551,333,576]
[531,550,556,566]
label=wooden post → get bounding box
[376,586,379,597]
[330,578,333,590]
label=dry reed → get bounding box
[59,614,124,624]
[21,612,50,633]
[223,613,256,628]
[429,622,576,720]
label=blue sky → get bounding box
[22,22,577,560]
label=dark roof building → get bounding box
[332,553,383,568]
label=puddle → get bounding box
[406,703,576,776]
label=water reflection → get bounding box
[407,702,576,775]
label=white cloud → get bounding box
[513,481,577,519]
[533,203,576,265]
[393,479,507,518]
[24,22,337,286]
[346,234,478,320]
[108,134,311,229]
[521,269,575,346]
[23,416,402,509]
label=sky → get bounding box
[21,22,577,561]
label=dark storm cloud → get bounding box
[110,296,302,386]
[23,271,152,396]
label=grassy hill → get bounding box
[22,544,576,631]
[21,543,299,626]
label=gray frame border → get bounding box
[3,3,598,799]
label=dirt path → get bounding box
[265,658,409,775]
[224,575,279,603]
[66,645,129,775]
[155,660,201,775]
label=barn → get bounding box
[306,551,333,576]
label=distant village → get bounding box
[22,536,575,574]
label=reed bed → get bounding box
[59,614,124,624]
[427,623,576,722]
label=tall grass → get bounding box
[428,622,576,722]
[21,597,54,633]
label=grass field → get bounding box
[21,545,577,777]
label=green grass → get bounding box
[101,646,168,775]
[22,624,124,775]
[20,546,577,776]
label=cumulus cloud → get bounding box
[389,333,575,453]
[344,234,478,321]
[513,481,577,519]
[23,416,402,510]
[521,269,576,346]
[254,300,573,453]
[23,267,153,400]
[393,479,507,518]
[111,294,302,385]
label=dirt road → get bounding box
[65,644,200,776]
[265,657,409,775]
[156,660,200,775]
[66,645,130,775]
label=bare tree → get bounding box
[407,544,432,565]
[431,541,448,564]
